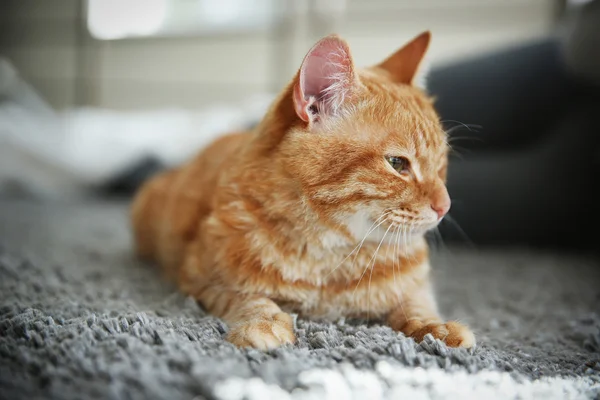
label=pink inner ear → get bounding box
[294,36,355,122]
[302,50,342,98]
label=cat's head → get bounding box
[276,32,448,242]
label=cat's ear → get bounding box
[376,31,431,87]
[293,35,359,124]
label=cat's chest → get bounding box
[260,244,427,320]
[227,227,429,319]
[275,240,419,287]
[272,272,405,320]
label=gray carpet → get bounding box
[0,200,599,400]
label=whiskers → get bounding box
[442,213,475,249]
[364,223,394,321]
[442,120,483,159]
[322,208,427,323]
[339,213,419,323]
[426,213,476,274]
[326,211,391,279]
[442,120,482,137]
[427,226,446,254]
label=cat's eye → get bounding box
[385,156,410,174]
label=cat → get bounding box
[131,31,475,350]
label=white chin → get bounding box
[345,210,389,242]
[344,210,439,244]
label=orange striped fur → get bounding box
[131,32,475,350]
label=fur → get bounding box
[131,31,475,350]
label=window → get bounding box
[87,0,280,40]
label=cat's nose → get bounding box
[431,197,451,219]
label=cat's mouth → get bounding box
[387,220,437,235]
[382,212,445,237]
[346,209,439,244]
[387,210,440,234]
[361,216,439,245]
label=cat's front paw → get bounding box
[400,320,475,348]
[227,312,296,350]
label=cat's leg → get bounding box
[179,259,296,350]
[387,283,475,348]
[202,285,296,350]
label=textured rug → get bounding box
[0,200,599,400]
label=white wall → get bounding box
[0,0,559,110]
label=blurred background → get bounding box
[0,0,598,250]
[0,0,564,109]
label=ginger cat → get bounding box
[131,31,475,350]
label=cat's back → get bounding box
[131,130,250,270]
